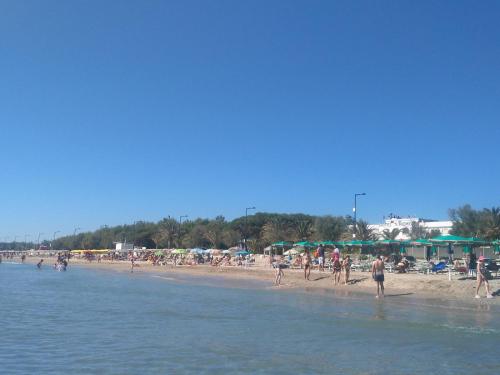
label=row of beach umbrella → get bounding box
[272,235,500,255]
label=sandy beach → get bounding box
[23,255,500,306]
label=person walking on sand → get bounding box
[342,255,352,285]
[303,251,311,280]
[475,256,493,299]
[275,261,285,286]
[372,255,385,298]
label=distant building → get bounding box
[368,216,453,240]
[115,242,133,251]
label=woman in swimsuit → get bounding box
[475,256,493,299]
[342,255,351,285]
[332,258,342,285]
[303,251,311,280]
[275,262,285,286]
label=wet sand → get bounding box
[23,256,500,305]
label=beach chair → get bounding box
[431,262,447,273]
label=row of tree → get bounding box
[1,205,498,252]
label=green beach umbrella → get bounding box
[316,240,336,246]
[294,241,316,247]
[399,241,410,254]
[343,240,375,247]
[430,235,469,243]
[410,239,432,246]
[272,241,293,247]
[464,237,488,245]
[462,245,472,254]
[172,249,187,255]
[376,239,401,245]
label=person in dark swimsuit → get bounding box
[37,259,44,269]
[372,256,385,298]
[332,258,342,285]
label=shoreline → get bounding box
[22,256,500,307]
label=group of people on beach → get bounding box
[274,244,494,299]
[275,245,355,288]
[11,244,494,300]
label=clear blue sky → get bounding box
[1,1,499,240]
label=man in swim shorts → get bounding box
[372,255,385,298]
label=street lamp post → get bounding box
[244,207,256,250]
[179,215,188,247]
[13,235,18,250]
[52,231,60,251]
[353,193,366,238]
[37,232,44,251]
[72,227,81,254]
[24,234,30,251]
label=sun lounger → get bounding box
[431,262,447,273]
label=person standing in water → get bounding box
[332,257,342,285]
[274,261,285,286]
[475,256,493,299]
[342,255,352,285]
[303,250,311,280]
[372,255,385,298]
[37,259,44,269]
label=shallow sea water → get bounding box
[1,262,499,374]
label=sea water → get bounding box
[0,262,499,375]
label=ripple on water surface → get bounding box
[0,263,499,375]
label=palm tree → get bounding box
[409,222,426,240]
[261,217,290,244]
[151,232,164,249]
[158,218,178,248]
[382,228,401,240]
[293,220,314,241]
[342,220,376,241]
[484,207,500,240]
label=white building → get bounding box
[368,216,453,240]
[115,242,133,251]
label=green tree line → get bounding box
[1,205,498,252]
